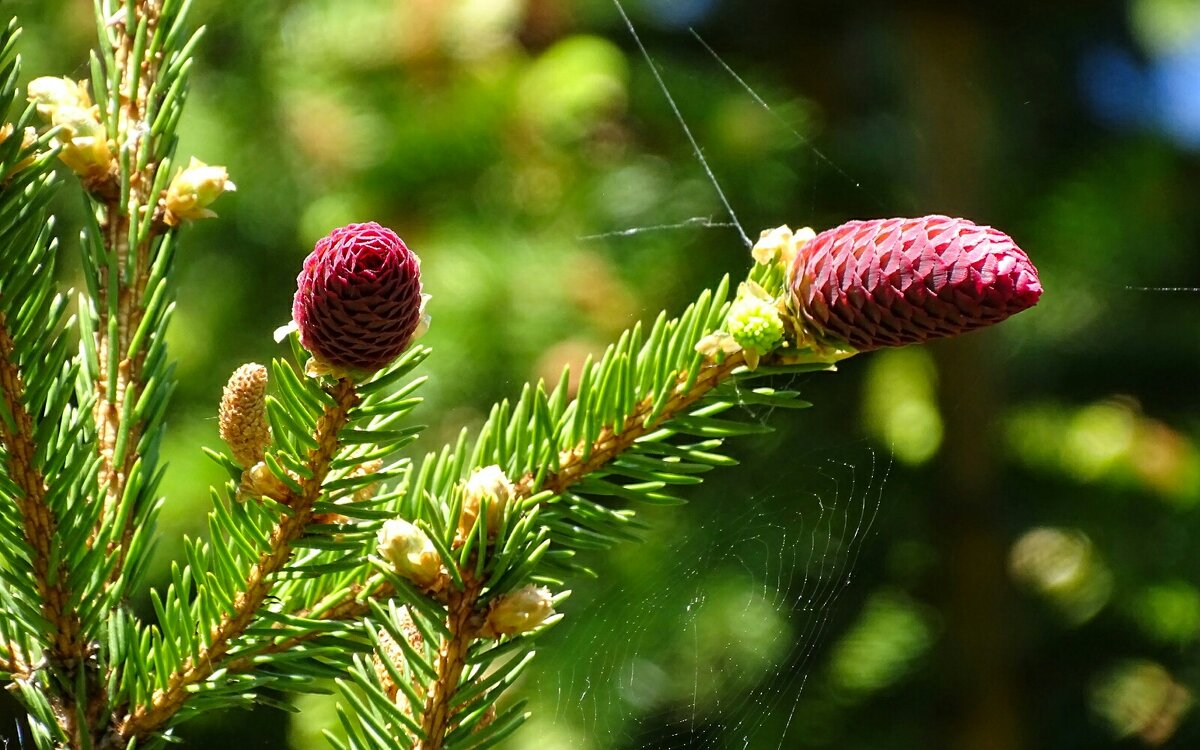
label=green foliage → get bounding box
[0,11,831,734]
[8,2,1186,750]
[0,20,94,748]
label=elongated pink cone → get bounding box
[789,215,1042,351]
[293,222,423,372]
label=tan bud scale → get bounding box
[481,584,555,638]
[458,465,515,542]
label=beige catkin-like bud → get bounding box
[458,465,515,542]
[219,363,271,468]
[27,77,92,117]
[480,584,555,638]
[377,519,445,591]
[52,107,112,178]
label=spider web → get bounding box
[519,443,889,749]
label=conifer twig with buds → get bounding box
[111,378,360,746]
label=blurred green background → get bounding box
[9,0,1200,747]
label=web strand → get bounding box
[611,0,753,249]
[577,217,740,241]
[688,28,890,213]
[1124,286,1200,292]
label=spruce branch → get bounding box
[307,271,814,749]
[301,347,767,627]
[0,320,85,667]
[383,346,783,749]
[38,0,230,600]
[86,0,182,589]
[0,17,112,748]
[178,343,434,705]
[416,572,485,750]
[110,377,360,747]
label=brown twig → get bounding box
[106,379,359,748]
[0,314,88,745]
[415,573,483,750]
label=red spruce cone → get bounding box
[293,222,423,373]
[789,215,1042,352]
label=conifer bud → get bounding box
[752,224,814,269]
[458,465,515,541]
[725,282,785,369]
[54,109,113,178]
[789,215,1042,352]
[238,461,291,503]
[292,222,426,374]
[27,77,91,117]
[481,585,555,638]
[377,519,445,590]
[26,77,113,180]
[162,157,236,226]
[219,363,271,467]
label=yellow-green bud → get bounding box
[26,77,113,181]
[751,224,815,269]
[752,225,793,265]
[163,157,236,225]
[726,282,785,369]
[458,465,515,540]
[27,77,92,119]
[53,107,112,178]
[377,519,445,590]
[481,584,555,638]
